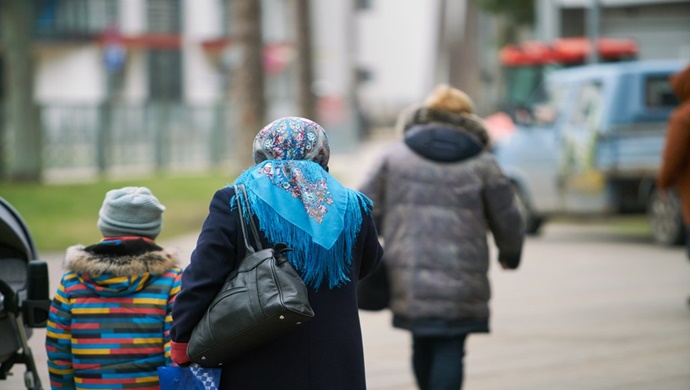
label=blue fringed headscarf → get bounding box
[232,117,372,289]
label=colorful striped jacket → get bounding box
[46,238,182,390]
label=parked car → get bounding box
[493,59,688,245]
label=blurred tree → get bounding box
[295,0,316,120]
[477,0,535,45]
[231,0,266,168]
[0,0,42,182]
[447,0,480,105]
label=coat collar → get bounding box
[64,243,179,277]
[403,107,491,148]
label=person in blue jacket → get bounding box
[170,116,384,390]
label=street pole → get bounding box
[295,0,316,121]
[448,0,478,102]
[587,0,601,64]
[433,0,449,87]
[536,0,559,42]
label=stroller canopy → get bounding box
[0,197,37,261]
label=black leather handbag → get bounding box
[187,184,314,367]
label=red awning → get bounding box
[551,37,638,63]
[597,37,638,60]
[499,41,553,66]
[201,38,295,74]
[201,37,230,52]
[501,37,638,67]
[97,33,182,49]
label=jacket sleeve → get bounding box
[164,269,183,364]
[480,154,525,269]
[358,155,388,233]
[357,207,384,280]
[170,188,240,343]
[658,108,690,189]
[46,274,76,390]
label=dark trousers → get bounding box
[412,334,468,390]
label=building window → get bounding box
[147,0,181,33]
[148,49,182,101]
[221,0,232,36]
[146,0,182,101]
[356,0,373,10]
[34,0,119,38]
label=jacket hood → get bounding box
[404,124,483,162]
[671,64,690,102]
[402,107,491,148]
[64,243,179,297]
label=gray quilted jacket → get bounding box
[359,108,524,335]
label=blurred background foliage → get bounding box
[2,167,357,252]
[477,0,535,26]
[477,0,535,45]
[2,174,233,252]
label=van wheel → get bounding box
[512,184,543,235]
[648,188,685,246]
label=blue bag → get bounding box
[157,365,221,390]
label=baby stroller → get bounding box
[0,197,51,390]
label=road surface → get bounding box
[4,219,689,390]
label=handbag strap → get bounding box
[234,184,264,253]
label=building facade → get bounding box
[537,0,690,60]
[2,0,360,181]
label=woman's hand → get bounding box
[171,341,191,366]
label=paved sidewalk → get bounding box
[329,132,396,189]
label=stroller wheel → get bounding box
[24,370,37,389]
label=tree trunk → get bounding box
[231,0,266,169]
[433,0,449,86]
[295,0,316,120]
[448,0,480,108]
[0,0,41,182]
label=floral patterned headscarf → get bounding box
[252,117,330,169]
[233,117,372,289]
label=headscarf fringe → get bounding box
[231,188,372,289]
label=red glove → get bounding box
[170,341,191,366]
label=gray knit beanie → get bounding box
[97,186,165,239]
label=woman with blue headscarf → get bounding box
[170,117,384,389]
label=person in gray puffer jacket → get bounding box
[359,85,524,390]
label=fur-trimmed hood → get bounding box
[65,244,179,276]
[402,107,491,148]
[64,243,179,296]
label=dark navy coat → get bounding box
[171,186,383,390]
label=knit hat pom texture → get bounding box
[97,186,165,239]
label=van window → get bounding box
[570,82,604,129]
[531,83,566,126]
[645,75,678,109]
[506,66,542,107]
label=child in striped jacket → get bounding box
[46,187,183,390]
